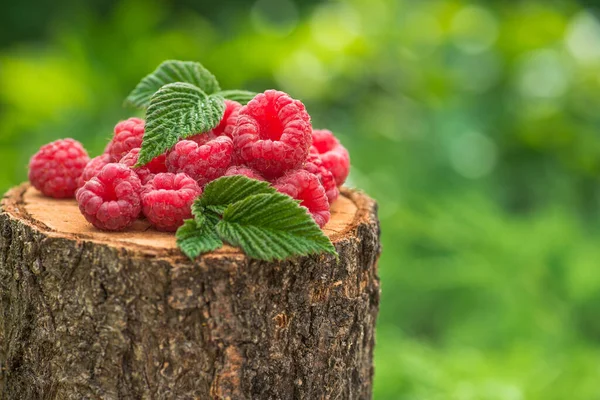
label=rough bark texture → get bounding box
[0,184,380,400]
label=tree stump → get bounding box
[0,184,380,400]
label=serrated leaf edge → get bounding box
[125,60,221,108]
[136,82,226,166]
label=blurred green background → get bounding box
[3,0,600,398]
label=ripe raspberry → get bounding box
[119,148,168,185]
[28,138,90,198]
[166,136,233,186]
[223,166,265,181]
[78,153,111,189]
[273,169,330,228]
[303,153,339,204]
[311,129,350,186]
[141,173,202,232]
[188,131,219,146]
[188,100,241,143]
[107,117,145,162]
[76,163,142,231]
[232,90,312,179]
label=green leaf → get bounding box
[206,205,228,215]
[137,82,225,166]
[191,201,221,227]
[191,201,205,224]
[215,90,258,105]
[199,175,277,210]
[176,219,223,260]
[177,176,336,261]
[216,193,338,261]
[125,60,221,108]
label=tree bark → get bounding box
[0,184,380,400]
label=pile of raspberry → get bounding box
[28,90,350,232]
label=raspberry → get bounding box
[188,131,219,146]
[223,166,265,181]
[188,100,241,143]
[232,90,312,179]
[166,136,233,186]
[28,138,90,198]
[303,153,339,204]
[119,148,168,185]
[107,117,145,162]
[311,129,350,186]
[76,163,142,231]
[272,169,330,228]
[77,153,111,189]
[141,173,202,232]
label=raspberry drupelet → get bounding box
[76,163,142,231]
[188,131,219,146]
[303,152,339,204]
[311,129,350,186]
[272,169,330,228]
[166,136,233,186]
[107,117,145,162]
[141,173,202,232]
[188,100,241,144]
[232,90,312,179]
[223,166,266,181]
[119,148,168,185]
[77,153,111,189]
[29,138,90,198]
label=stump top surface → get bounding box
[1,184,371,257]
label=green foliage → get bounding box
[125,60,221,108]
[215,90,258,105]
[177,176,337,261]
[137,82,225,165]
[217,192,337,261]
[176,219,222,260]
[198,175,277,213]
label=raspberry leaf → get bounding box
[215,90,258,105]
[199,175,277,212]
[216,193,338,261]
[176,177,336,261]
[191,202,206,225]
[191,201,221,229]
[176,219,223,260]
[137,82,226,166]
[125,60,221,108]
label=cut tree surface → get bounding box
[0,184,380,400]
[18,185,359,254]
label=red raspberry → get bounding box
[311,129,350,186]
[303,153,339,204]
[188,131,218,146]
[166,136,233,186]
[76,163,142,231]
[29,138,90,198]
[107,117,145,162]
[141,173,202,232]
[232,90,312,179]
[188,100,241,143]
[223,166,265,181]
[119,148,168,185]
[272,170,330,228]
[77,153,111,189]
